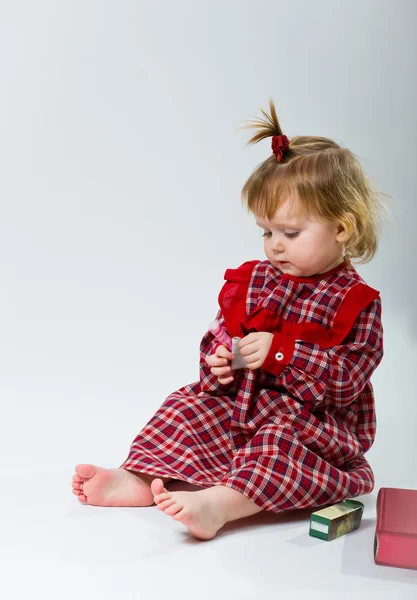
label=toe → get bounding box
[154,492,170,502]
[157,498,176,511]
[75,464,98,479]
[172,511,185,521]
[72,482,82,490]
[77,494,87,503]
[72,489,81,496]
[151,478,168,497]
[165,503,182,516]
[72,474,83,483]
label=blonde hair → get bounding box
[240,99,390,264]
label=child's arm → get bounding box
[260,296,383,411]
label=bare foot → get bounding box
[151,478,227,540]
[72,465,156,507]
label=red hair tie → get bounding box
[271,134,290,162]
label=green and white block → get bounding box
[309,499,364,541]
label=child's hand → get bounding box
[238,332,274,370]
[206,344,235,385]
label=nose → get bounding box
[271,236,285,253]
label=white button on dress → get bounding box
[275,352,284,361]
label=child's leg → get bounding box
[71,465,171,507]
[151,479,263,540]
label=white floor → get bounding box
[1,313,416,599]
[1,470,416,600]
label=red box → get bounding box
[374,487,417,570]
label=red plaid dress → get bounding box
[121,259,383,512]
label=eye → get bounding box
[261,230,300,239]
[284,232,300,239]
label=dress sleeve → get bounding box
[262,296,384,411]
[199,308,242,396]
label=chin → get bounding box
[275,261,294,272]
[274,262,310,277]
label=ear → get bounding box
[335,213,355,244]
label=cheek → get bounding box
[290,239,305,254]
[291,237,319,261]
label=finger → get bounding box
[243,359,258,369]
[240,344,259,358]
[216,346,235,361]
[207,355,229,367]
[218,375,234,384]
[238,333,258,348]
[208,353,232,368]
[243,353,260,366]
[211,365,233,377]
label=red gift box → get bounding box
[374,487,417,570]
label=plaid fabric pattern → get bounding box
[246,262,362,327]
[121,260,383,513]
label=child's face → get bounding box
[256,195,347,278]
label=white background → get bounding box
[0,1,416,598]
